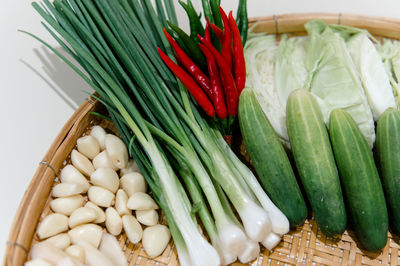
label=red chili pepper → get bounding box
[199,44,228,119]
[158,48,215,117]
[209,23,224,43]
[219,7,232,71]
[228,12,246,94]
[163,29,213,100]
[198,35,238,116]
[205,18,211,42]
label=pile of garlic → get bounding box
[26,125,171,266]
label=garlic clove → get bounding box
[87,186,115,208]
[68,224,103,248]
[24,258,53,266]
[90,126,107,150]
[105,134,128,169]
[90,168,119,193]
[105,207,122,236]
[52,183,85,198]
[99,233,128,266]
[65,245,85,264]
[60,165,90,192]
[142,225,171,258]
[77,135,100,160]
[127,192,158,210]
[136,209,159,226]
[120,172,147,197]
[84,202,106,224]
[44,233,71,250]
[115,189,131,216]
[37,214,69,239]
[69,207,98,228]
[77,240,114,266]
[122,215,142,244]
[30,242,69,264]
[92,151,117,171]
[50,195,84,216]
[71,150,95,177]
[120,159,140,176]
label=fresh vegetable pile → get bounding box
[241,19,400,252]
[22,0,400,264]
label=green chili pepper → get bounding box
[236,0,248,45]
[210,0,223,29]
[201,0,214,24]
[167,21,207,71]
[179,0,204,41]
[165,27,191,57]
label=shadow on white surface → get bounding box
[22,45,92,110]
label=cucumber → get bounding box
[329,109,388,251]
[376,108,400,235]
[239,89,307,227]
[286,89,346,237]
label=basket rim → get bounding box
[5,12,400,266]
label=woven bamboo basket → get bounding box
[4,13,400,266]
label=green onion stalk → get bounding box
[23,0,289,264]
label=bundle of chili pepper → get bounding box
[158,6,246,134]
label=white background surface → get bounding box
[1,0,400,261]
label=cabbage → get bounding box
[346,33,397,120]
[244,34,290,144]
[304,20,375,147]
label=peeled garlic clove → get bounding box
[60,165,90,192]
[127,192,158,210]
[77,135,100,160]
[44,233,71,250]
[77,240,114,266]
[120,172,147,197]
[50,195,84,216]
[65,245,85,263]
[92,151,117,171]
[105,207,122,236]
[30,242,69,264]
[52,183,85,198]
[84,202,106,224]
[69,207,98,228]
[37,214,69,239]
[68,224,103,248]
[105,134,128,169]
[90,168,119,193]
[120,160,140,176]
[71,150,94,176]
[136,210,158,226]
[90,126,107,150]
[115,189,131,216]
[142,225,171,258]
[122,215,142,244]
[25,258,53,266]
[99,233,128,266]
[87,186,115,208]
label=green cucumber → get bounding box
[329,109,388,251]
[376,108,400,236]
[239,89,307,227]
[286,89,346,237]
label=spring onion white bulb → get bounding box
[216,223,247,256]
[261,232,282,250]
[238,240,260,263]
[77,240,114,266]
[99,233,128,266]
